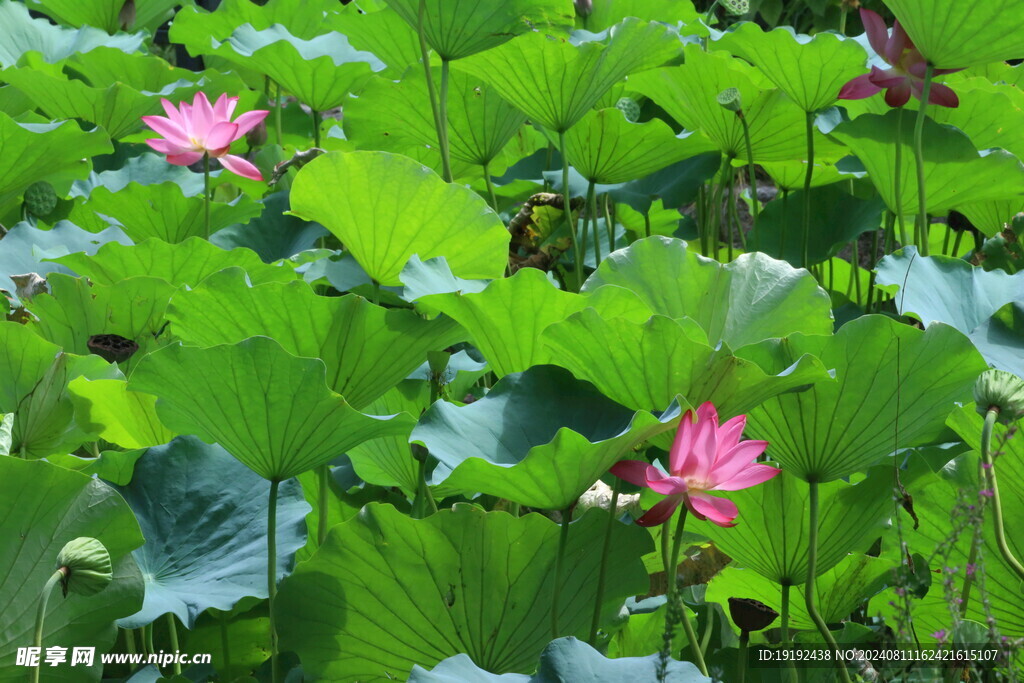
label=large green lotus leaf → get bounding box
[80,182,262,242]
[72,152,204,198]
[0,1,143,67]
[875,247,1024,334]
[275,503,653,680]
[740,315,987,482]
[114,436,310,629]
[343,68,527,169]
[629,46,813,161]
[0,222,130,305]
[0,113,111,208]
[926,78,1024,163]
[345,381,429,494]
[699,468,892,585]
[290,151,510,286]
[67,378,175,449]
[581,237,833,348]
[715,23,868,113]
[52,238,295,288]
[165,268,463,409]
[210,191,326,262]
[411,365,682,509]
[202,24,384,111]
[331,4,420,76]
[418,268,651,377]
[885,0,1024,69]
[564,107,715,184]
[0,458,144,681]
[457,18,680,133]
[170,0,346,49]
[705,553,892,631]
[0,321,118,458]
[750,183,886,266]
[409,637,709,682]
[27,0,179,33]
[27,273,175,361]
[582,0,702,33]
[128,337,415,481]
[957,198,1024,237]
[968,303,1024,378]
[829,110,1024,216]
[761,159,846,191]
[384,0,574,61]
[542,311,832,417]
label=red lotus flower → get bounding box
[839,9,961,108]
[143,92,269,181]
[610,402,780,527]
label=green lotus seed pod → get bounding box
[23,181,58,218]
[723,0,749,15]
[716,88,743,112]
[615,97,641,123]
[974,369,1024,424]
[56,537,112,597]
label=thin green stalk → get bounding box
[866,223,883,312]
[551,507,573,638]
[738,111,758,236]
[666,509,708,675]
[779,189,789,258]
[219,614,232,678]
[958,531,980,617]
[483,162,499,212]
[603,195,615,253]
[981,408,1024,582]
[913,65,935,255]
[802,110,815,270]
[311,109,321,148]
[268,479,280,683]
[588,478,621,645]
[167,614,182,675]
[586,181,601,266]
[508,501,520,517]
[146,624,155,657]
[416,0,449,183]
[780,582,797,683]
[709,154,732,260]
[203,153,211,240]
[894,108,908,246]
[135,628,146,656]
[726,164,735,261]
[806,481,852,682]
[942,223,952,256]
[317,464,330,546]
[438,59,453,182]
[738,631,749,683]
[274,82,282,147]
[839,3,848,34]
[412,446,438,518]
[852,238,862,306]
[845,241,857,300]
[371,280,381,306]
[952,228,965,258]
[558,131,582,291]
[644,210,652,239]
[32,569,64,683]
[125,627,136,656]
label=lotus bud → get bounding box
[574,0,592,17]
[615,97,641,123]
[974,369,1024,424]
[56,537,112,597]
[717,88,743,113]
[23,181,57,218]
[728,597,779,632]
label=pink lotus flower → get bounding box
[839,9,961,108]
[143,93,269,181]
[611,402,779,527]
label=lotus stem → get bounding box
[726,163,735,261]
[738,630,749,683]
[438,59,453,182]
[268,479,280,683]
[32,569,65,683]
[586,180,601,267]
[551,506,573,638]
[666,509,708,675]
[779,188,789,258]
[643,209,652,239]
[219,613,232,679]
[866,223,882,311]
[589,478,621,645]
[952,227,965,258]
[274,82,282,147]
[317,464,330,546]
[958,528,981,617]
[894,107,908,247]
[802,110,815,270]
[483,162,499,212]
[805,480,852,682]
[981,408,1024,582]
[124,627,136,656]
[738,110,758,236]
[604,195,615,253]
[780,582,797,681]
[913,65,934,256]
[311,109,321,149]
[203,153,211,240]
[558,130,583,291]
[416,0,450,183]
[167,614,182,675]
